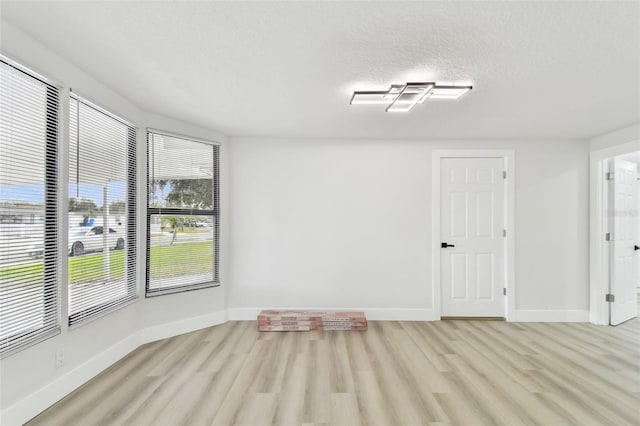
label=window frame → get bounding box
[145,128,220,297]
[66,93,138,327]
[0,56,61,357]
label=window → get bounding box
[68,95,136,325]
[0,57,60,355]
[147,130,220,296]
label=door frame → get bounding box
[432,149,516,320]
[589,139,640,325]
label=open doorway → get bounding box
[590,140,640,325]
[612,151,640,324]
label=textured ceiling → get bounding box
[2,1,639,140]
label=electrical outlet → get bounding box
[55,348,65,369]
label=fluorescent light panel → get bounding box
[428,86,472,99]
[350,84,407,105]
[386,83,434,113]
[350,82,472,112]
[350,91,394,105]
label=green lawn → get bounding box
[0,241,213,286]
[150,241,213,278]
[69,250,125,283]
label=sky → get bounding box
[0,182,127,205]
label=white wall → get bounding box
[228,138,590,320]
[0,22,229,424]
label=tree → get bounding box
[69,197,98,226]
[68,197,97,213]
[108,201,126,213]
[157,179,213,209]
[162,216,181,245]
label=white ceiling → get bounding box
[2,1,639,140]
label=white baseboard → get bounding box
[141,310,228,344]
[229,308,590,322]
[589,310,609,326]
[227,307,261,320]
[512,309,589,322]
[362,308,435,321]
[227,307,436,321]
[1,310,227,426]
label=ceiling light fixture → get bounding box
[350,82,472,112]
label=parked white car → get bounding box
[69,226,124,256]
[26,226,125,258]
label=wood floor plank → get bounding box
[361,322,439,424]
[272,350,308,426]
[352,371,395,426]
[327,332,356,394]
[187,353,250,426]
[233,393,278,426]
[301,339,332,424]
[329,393,361,426]
[27,316,640,426]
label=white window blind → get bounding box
[68,95,137,325]
[147,130,219,296]
[0,57,60,356]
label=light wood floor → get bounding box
[29,318,639,426]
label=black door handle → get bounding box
[635,245,639,251]
[441,242,455,248]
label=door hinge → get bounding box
[606,172,615,181]
[503,229,507,238]
[503,288,507,296]
[502,171,507,179]
[606,233,615,241]
[605,293,615,302]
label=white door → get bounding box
[610,159,638,325]
[441,158,505,317]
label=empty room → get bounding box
[0,1,639,425]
